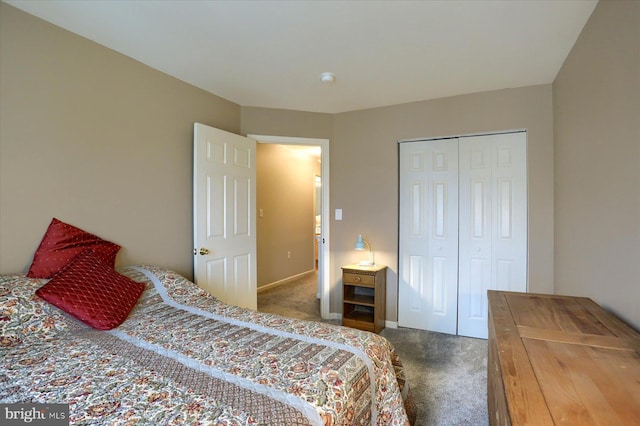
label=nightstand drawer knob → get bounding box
[355,276,361,282]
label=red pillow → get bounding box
[35,251,145,330]
[27,218,120,278]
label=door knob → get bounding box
[199,248,210,255]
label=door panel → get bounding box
[202,257,226,296]
[234,176,251,236]
[194,123,257,310]
[458,138,492,338]
[206,175,225,239]
[399,140,458,334]
[458,133,527,338]
[493,134,527,294]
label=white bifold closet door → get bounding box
[398,140,460,335]
[398,132,527,339]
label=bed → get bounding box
[1,264,415,425]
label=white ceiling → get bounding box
[5,0,598,114]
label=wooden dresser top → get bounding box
[488,290,640,425]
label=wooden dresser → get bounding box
[488,291,640,425]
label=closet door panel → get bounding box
[493,133,528,293]
[458,133,527,338]
[459,139,493,338]
[399,140,458,334]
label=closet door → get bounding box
[398,140,459,334]
[458,133,527,338]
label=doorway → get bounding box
[249,135,330,320]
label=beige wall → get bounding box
[0,3,240,279]
[332,86,555,319]
[242,88,554,318]
[256,144,317,287]
[553,0,640,329]
[240,106,334,140]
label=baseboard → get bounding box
[385,320,398,329]
[257,269,316,293]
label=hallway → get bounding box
[257,272,321,321]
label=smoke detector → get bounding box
[320,72,336,83]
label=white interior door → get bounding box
[194,123,257,310]
[458,133,527,338]
[398,139,459,334]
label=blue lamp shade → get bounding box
[354,234,374,266]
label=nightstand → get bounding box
[341,264,387,333]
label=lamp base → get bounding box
[358,260,375,267]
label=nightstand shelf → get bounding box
[344,293,375,307]
[341,264,387,333]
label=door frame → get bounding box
[249,134,331,320]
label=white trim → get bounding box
[398,128,527,144]
[257,269,316,293]
[249,135,331,321]
[385,321,398,329]
[249,135,329,146]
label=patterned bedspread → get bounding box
[1,266,414,425]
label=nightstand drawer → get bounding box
[343,272,375,286]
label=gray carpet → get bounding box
[258,273,489,426]
[258,272,323,321]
